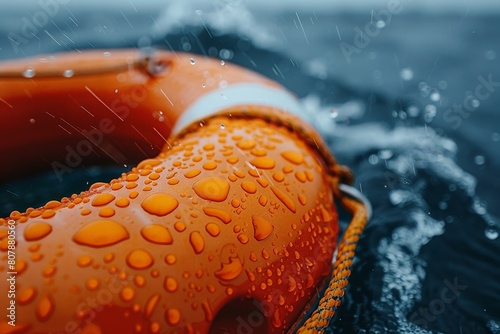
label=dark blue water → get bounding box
[0,3,499,333]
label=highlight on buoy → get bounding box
[0,49,370,333]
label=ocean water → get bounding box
[0,1,499,333]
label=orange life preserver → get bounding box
[0,49,370,334]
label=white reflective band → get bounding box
[172,83,309,135]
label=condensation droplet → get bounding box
[92,193,115,206]
[270,186,296,213]
[24,222,52,241]
[77,255,93,267]
[120,286,136,302]
[63,69,74,78]
[252,215,274,241]
[18,287,37,305]
[193,177,230,202]
[141,193,178,216]
[215,257,243,281]
[251,157,275,169]
[287,276,296,292]
[23,68,35,78]
[205,223,220,237]
[190,58,196,65]
[141,225,173,245]
[35,295,54,321]
[86,278,100,291]
[281,151,304,165]
[166,308,181,326]
[145,294,161,318]
[126,249,154,270]
[189,231,205,254]
[184,169,201,178]
[241,181,257,194]
[73,220,129,247]
[164,276,178,292]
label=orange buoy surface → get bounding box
[0,50,369,334]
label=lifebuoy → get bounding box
[0,49,370,334]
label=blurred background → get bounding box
[1,0,499,333]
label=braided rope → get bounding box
[296,196,369,333]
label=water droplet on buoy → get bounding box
[73,220,129,247]
[202,207,231,224]
[23,68,35,78]
[215,257,243,281]
[92,193,115,206]
[252,215,273,241]
[141,193,178,216]
[42,266,57,278]
[270,186,296,213]
[145,294,161,318]
[36,295,54,321]
[184,169,201,178]
[164,276,178,292]
[120,286,136,302]
[203,161,217,170]
[165,254,176,265]
[281,151,304,165]
[18,287,37,305]
[165,308,181,326]
[193,177,230,202]
[287,276,296,292]
[190,58,196,65]
[24,222,52,241]
[86,278,100,291]
[141,225,173,245]
[77,255,92,268]
[220,60,225,66]
[236,139,256,150]
[241,181,257,194]
[189,231,205,254]
[250,157,275,169]
[63,69,74,78]
[126,249,154,270]
[205,223,220,237]
[29,118,36,123]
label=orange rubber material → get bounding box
[0,50,369,334]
